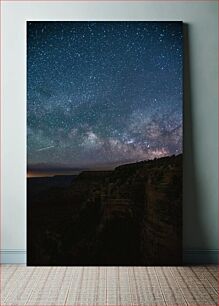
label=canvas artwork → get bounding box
[27,21,183,266]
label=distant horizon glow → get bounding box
[27,21,183,172]
[27,152,182,177]
[27,171,81,178]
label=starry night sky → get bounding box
[27,21,183,175]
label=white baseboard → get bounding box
[1,250,26,264]
[183,249,218,265]
[0,249,217,264]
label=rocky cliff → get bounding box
[27,154,182,266]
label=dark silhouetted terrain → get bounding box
[27,154,182,266]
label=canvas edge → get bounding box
[0,249,217,265]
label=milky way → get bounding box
[27,21,183,172]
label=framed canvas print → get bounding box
[27,21,183,266]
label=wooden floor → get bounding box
[1,265,218,305]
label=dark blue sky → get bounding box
[27,21,183,173]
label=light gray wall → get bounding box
[1,1,218,263]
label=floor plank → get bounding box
[1,265,218,305]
